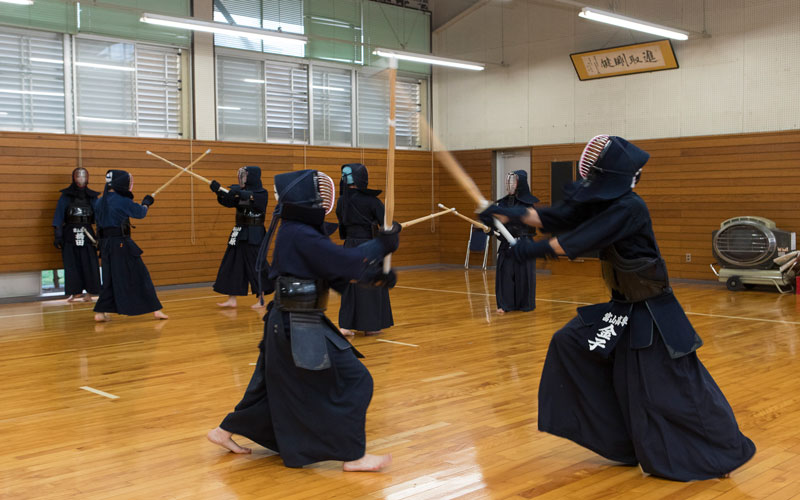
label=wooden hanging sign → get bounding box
[570,39,679,81]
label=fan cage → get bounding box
[713,220,776,267]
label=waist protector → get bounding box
[600,245,670,302]
[99,224,131,238]
[66,204,94,224]
[235,207,265,226]
[275,276,329,312]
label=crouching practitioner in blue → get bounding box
[493,170,539,314]
[336,163,394,336]
[207,169,399,472]
[52,167,101,302]
[93,170,168,322]
[480,135,755,481]
[209,166,270,309]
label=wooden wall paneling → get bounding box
[527,130,800,280]
[0,132,441,286]
[437,149,495,266]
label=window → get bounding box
[0,29,66,133]
[357,73,422,149]
[312,66,352,146]
[265,60,308,143]
[75,38,181,138]
[213,0,305,58]
[216,55,265,142]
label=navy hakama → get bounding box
[338,238,393,331]
[539,315,755,480]
[221,304,373,467]
[495,240,536,312]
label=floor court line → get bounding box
[394,285,800,326]
[80,386,119,399]
[0,295,223,319]
[375,338,419,347]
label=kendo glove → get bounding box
[141,195,155,207]
[478,204,528,227]
[209,180,221,193]
[357,222,401,262]
[53,227,63,250]
[511,238,556,262]
[377,222,401,255]
[374,269,397,289]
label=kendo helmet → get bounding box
[340,163,382,196]
[505,170,539,205]
[274,169,335,215]
[570,135,649,203]
[104,169,134,198]
[72,167,89,188]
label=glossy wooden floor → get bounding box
[2,269,800,500]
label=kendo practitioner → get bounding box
[209,166,269,309]
[335,163,393,336]
[480,135,755,481]
[492,169,539,314]
[93,170,168,322]
[207,169,399,472]
[52,167,101,301]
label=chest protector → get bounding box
[600,245,671,302]
[66,197,94,224]
[235,206,265,226]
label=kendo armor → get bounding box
[65,199,94,224]
[235,206,266,226]
[274,276,349,371]
[600,245,671,302]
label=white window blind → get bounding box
[312,67,352,146]
[216,55,265,142]
[75,38,181,138]
[395,77,422,149]
[75,38,136,136]
[135,44,182,138]
[0,29,65,133]
[265,60,308,143]
[357,73,422,149]
[213,0,305,57]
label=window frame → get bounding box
[70,33,184,139]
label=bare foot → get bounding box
[207,427,252,454]
[343,453,392,472]
[67,294,83,303]
[251,295,265,309]
[496,308,506,315]
[154,310,169,320]
[340,328,354,337]
[365,331,382,336]
[83,295,95,302]
[217,296,237,308]
[94,312,110,322]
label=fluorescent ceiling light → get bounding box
[76,61,135,72]
[0,88,64,97]
[141,13,307,45]
[373,48,484,71]
[312,85,346,92]
[77,116,136,124]
[243,79,265,84]
[578,7,689,41]
[0,112,8,116]
[30,57,64,64]
[217,106,241,110]
[0,0,34,5]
